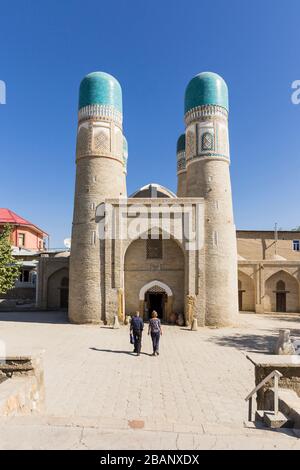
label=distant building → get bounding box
[0,208,47,251]
[237,230,300,313]
[0,209,48,306]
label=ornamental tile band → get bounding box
[186,153,230,165]
[185,104,228,126]
[78,104,123,126]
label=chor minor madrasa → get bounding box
[36,71,300,326]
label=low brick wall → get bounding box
[0,353,45,416]
[0,287,36,301]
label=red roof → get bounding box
[0,208,48,235]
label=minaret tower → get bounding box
[69,72,127,324]
[176,134,186,197]
[184,72,238,326]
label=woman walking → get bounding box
[148,310,162,356]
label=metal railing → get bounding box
[245,370,283,422]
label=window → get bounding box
[19,269,30,283]
[293,240,300,251]
[146,237,162,259]
[31,272,36,285]
[201,131,214,151]
[213,230,219,246]
[18,233,25,247]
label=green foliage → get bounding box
[291,226,300,231]
[0,224,20,294]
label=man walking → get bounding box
[130,311,144,356]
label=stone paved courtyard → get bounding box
[1,311,300,449]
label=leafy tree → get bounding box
[291,226,300,231]
[0,224,20,294]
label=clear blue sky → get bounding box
[0,0,299,247]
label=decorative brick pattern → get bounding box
[94,130,110,153]
[186,130,195,160]
[76,126,90,157]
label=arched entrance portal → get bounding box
[47,268,69,310]
[124,235,184,321]
[139,281,173,322]
[265,270,299,313]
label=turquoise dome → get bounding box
[79,71,122,112]
[177,134,185,153]
[184,72,228,114]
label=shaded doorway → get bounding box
[238,291,243,311]
[238,279,245,311]
[60,277,69,309]
[146,292,165,319]
[47,268,69,310]
[275,280,287,312]
[276,293,286,312]
[138,281,173,322]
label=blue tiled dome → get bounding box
[79,72,122,112]
[177,134,186,153]
[184,72,228,114]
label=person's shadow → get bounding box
[90,347,152,356]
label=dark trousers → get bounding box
[151,332,160,353]
[133,330,142,354]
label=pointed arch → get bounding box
[265,269,299,313]
[47,267,69,310]
[265,269,298,283]
[123,226,185,261]
[124,230,185,321]
[139,280,172,300]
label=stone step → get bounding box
[263,411,291,429]
[255,410,264,422]
[264,387,300,429]
[276,388,300,429]
[1,414,297,440]
[0,420,298,450]
[255,409,292,429]
[257,386,300,429]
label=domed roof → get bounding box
[54,251,70,258]
[78,71,122,112]
[177,134,185,153]
[270,254,287,261]
[130,183,176,199]
[184,72,228,114]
